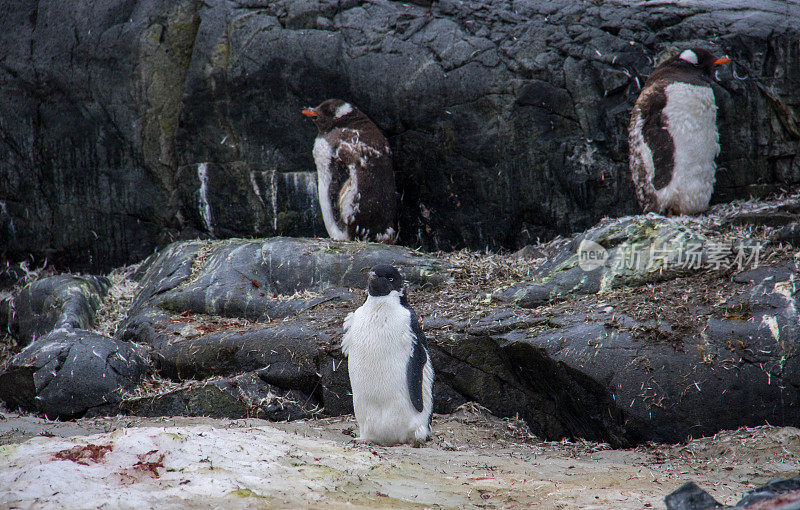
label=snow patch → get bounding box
[0,424,379,508]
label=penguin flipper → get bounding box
[331,137,366,235]
[341,311,355,356]
[327,151,350,228]
[406,309,429,413]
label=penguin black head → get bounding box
[367,264,404,297]
[659,48,730,78]
[301,99,361,134]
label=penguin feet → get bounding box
[413,424,431,443]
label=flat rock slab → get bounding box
[129,237,447,319]
[0,328,148,419]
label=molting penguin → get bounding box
[629,48,730,215]
[302,99,398,243]
[341,264,434,445]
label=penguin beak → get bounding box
[368,271,376,281]
[301,108,320,117]
[714,56,731,65]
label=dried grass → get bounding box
[273,290,327,302]
[93,263,142,339]
[121,374,202,400]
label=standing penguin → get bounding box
[629,49,730,215]
[302,99,398,243]
[342,264,434,445]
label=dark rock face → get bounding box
[0,328,148,419]
[2,0,799,271]
[4,275,110,346]
[0,0,202,271]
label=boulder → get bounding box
[0,328,148,419]
[736,476,800,508]
[665,475,800,510]
[487,263,800,444]
[2,0,799,271]
[5,275,110,346]
[664,482,722,510]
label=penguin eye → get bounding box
[388,277,394,281]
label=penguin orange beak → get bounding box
[301,108,320,117]
[714,57,731,65]
[368,271,376,281]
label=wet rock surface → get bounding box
[0,328,148,419]
[2,0,799,271]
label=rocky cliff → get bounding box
[1,0,798,271]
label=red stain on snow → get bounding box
[53,443,113,465]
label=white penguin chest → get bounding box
[662,82,718,160]
[342,292,433,444]
[657,82,719,213]
[343,295,414,394]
